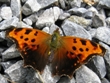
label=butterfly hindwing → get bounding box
[7,27,51,73]
[51,36,106,77]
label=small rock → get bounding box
[83,11,93,19]
[88,6,98,15]
[37,0,58,8]
[76,65,101,83]
[17,21,32,28]
[23,18,32,26]
[36,7,62,28]
[95,27,110,45]
[23,13,38,24]
[0,0,10,2]
[97,0,110,9]
[0,74,8,83]
[68,0,82,7]
[22,0,41,15]
[59,12,70,20]
[62,20,92,39]
[5,60,42,83]
[92,14,106,28]
[0,16,19,30]
[102,78,110,83]
[68,7,88,16]
[106,17,110,26]
[11,0,21,17]
[1,60,17,70]
[67,15,92,28]
[56,76,70,83]
[1,44,20,61]
[87,56,106,78]
[1,7,12,19]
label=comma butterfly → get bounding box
[6,27,106,78]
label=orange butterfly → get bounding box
[7,27,106,78]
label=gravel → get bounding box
[0,0,110,83]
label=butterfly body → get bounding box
[7,27,106,78]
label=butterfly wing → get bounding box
[7,28,51,73]
[51,36,106,78]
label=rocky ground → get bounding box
[0,0,110,83]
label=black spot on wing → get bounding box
[25,29,32,34]
[90,41,97,47]
[73,38,77,43]
[34,31,38,36]
[14,28,23,32]
[72,46,76,50]
[80,39,86,45]
[31,39,35,42]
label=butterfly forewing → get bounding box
[7,27,51,73]
[51,36,106,77]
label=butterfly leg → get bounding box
[37,71,45,83]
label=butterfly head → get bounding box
[50,28,61,49]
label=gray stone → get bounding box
[0,74,8,83]
[62,20,92,39]
[21,0,27,3]
[0,16,19,30]
[88,6,98,15]
[0,0,10,2]
[0,31,6,40]
[97,0,110,9]
[1,7,12,19]
[92,14,106,28]
[76,65,101,83]
[59,13,70,20]
[1,61,16,69]
[106,17,110,26]
[17,21,32,28]
[36,7,62,28]
[87,56,106,78]
[102,78,110,83]
[11,0,21,17]
[68,7,88,16]
[22,0,41,15]
[23,18,32,25]
[37,0,58,8]
[59,0,66,9]
[23,13,38,24]
[0,16,2,21]
[95,27,110,45]
[1,44,20,61]
[42,65,59,83]
[5,60,42,83]
[68,0,82,7]
[83,11,93,18]
[67,15,92,28]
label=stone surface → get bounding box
[1,44,20,61]
[22,0,41,15]
[87,56,106,78]
[62,20,92,39]
[36,7,62,28]
[98,0,110,9]
[5,60,42,83]
[76,65,101,83]
[11,0,21,17]
[92,14,106,28]
[0,16,19,30]
[95,27,110,45]
[67,15,92,28]
[0,74,8,83]
[1,7,12,19]
[68,7,88,16]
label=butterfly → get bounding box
[6,27,106,78]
